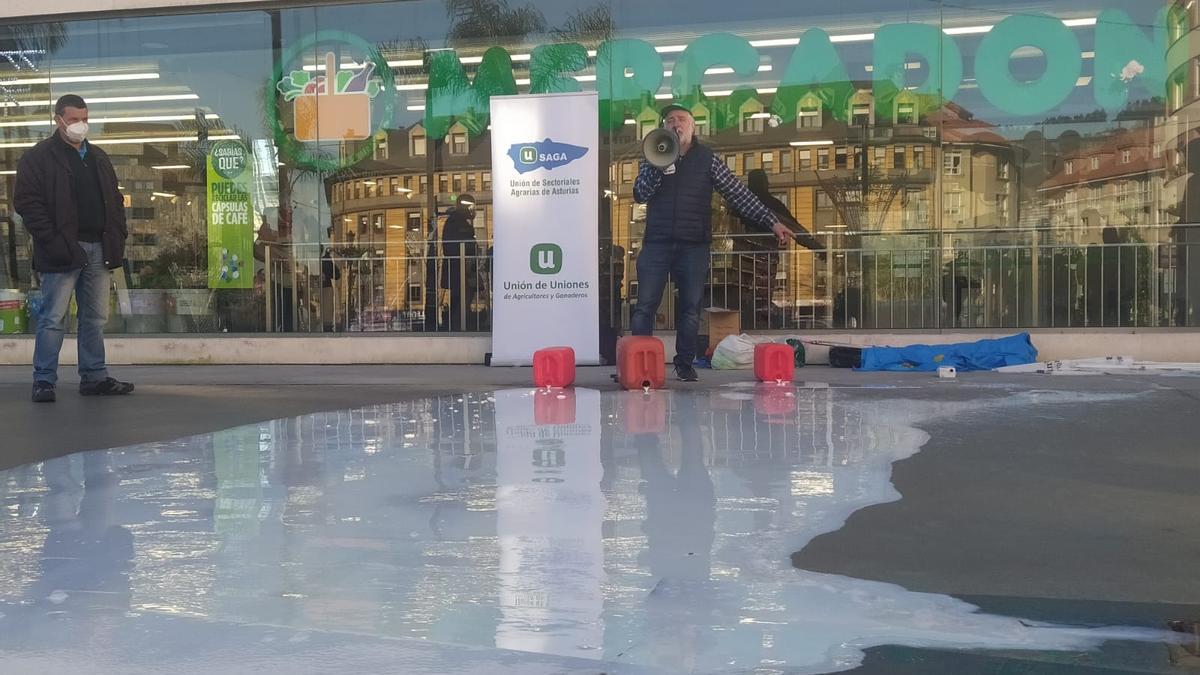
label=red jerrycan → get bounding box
[532,346,576,388]
[616,336,665,391]
[754,342,795,383]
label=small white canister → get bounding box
[937,366,957,380]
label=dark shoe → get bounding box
[79,377,135,396]
[674,362,699,382]
[32,381,56,403]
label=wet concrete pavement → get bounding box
[1,365,1198,673]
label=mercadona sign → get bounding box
[415,9,1176,138]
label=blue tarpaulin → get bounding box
[856,333,1038,372]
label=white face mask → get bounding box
[63,121,89,143]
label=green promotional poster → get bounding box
[207,140,253,289]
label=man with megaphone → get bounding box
[633,103,795,382]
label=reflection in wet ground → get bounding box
[0,385,1185,673]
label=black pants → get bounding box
[271,281,294,332]
[442,260,471,332]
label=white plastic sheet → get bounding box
[996,356,1200,376]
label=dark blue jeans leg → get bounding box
[671,243,709,366]
[33,265,81,385]
[631,241,672,337]
[74,242,111,384]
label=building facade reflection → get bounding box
[0,1,1195,338]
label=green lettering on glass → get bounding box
[1095,8,1168,116]
[596,39,664,130]
[425,46,517,139]
[670,33,761,132]
[415,20,1170,133]
[772,28,855,124]
[873,23,962,120]
[529,43,588,94]
[974,13,1082,117]
[671,33,759,106]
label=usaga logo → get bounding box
[507,138,588,175]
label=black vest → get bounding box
[644,142,715,243]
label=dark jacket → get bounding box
[439,209,478,287]
[440,210,478,257]
[643,142,716,243]
[14,133,128,273]
[320,246,340,288]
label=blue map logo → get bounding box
[507,138,588,174]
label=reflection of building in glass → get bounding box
[327,85,1029,330]
[2,0,1198,333]
[328,124,492,317]
[1164,0,1200,325]
[1038,127,1169,244]
[930,103,1021,234]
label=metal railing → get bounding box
[261,237,1199,334]
[3,230,1194,335]
[264,240,493,333]
[695,238,1195,331]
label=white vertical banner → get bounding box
[490,92,600,366]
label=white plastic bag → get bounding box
[710,333,775,369]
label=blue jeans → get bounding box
[33,241,111,385]
[630,241,710,366]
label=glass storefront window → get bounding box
[1,0,1195,336]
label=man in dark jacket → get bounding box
[15,94,133,403]
[632,104,793,381]
[439,194,479,331]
